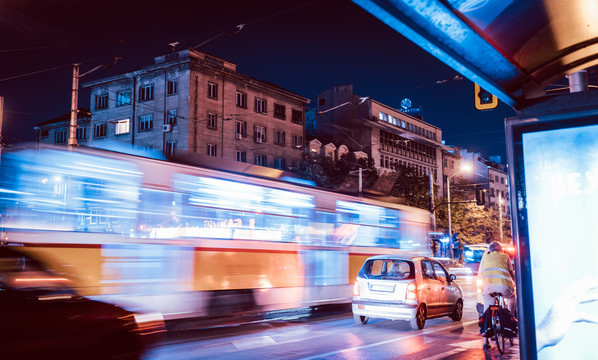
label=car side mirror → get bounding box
[449,274,456,282]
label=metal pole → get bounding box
[499,197,503,242]
[358,167,362,195]
[447,175,453,258]
[68,63,80,149]
[429,169,435,231]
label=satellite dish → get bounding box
[401,98,412,110]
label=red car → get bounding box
[0,246,166,360]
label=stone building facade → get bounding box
[37,49,309,170]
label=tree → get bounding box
[290,152,377,190]
[389,163,434,210]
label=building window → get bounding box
[166,110,177,125]
[55,129,67,144]
[139,114,153,131]
[292,109,302,124]
[40,129,49,138]
[115,119,130,135]
[273,130,285,145]
[318,98,325,106]
[95,94,108,110]
[236,150,247,163]
[236,91,247,108]
[166,141,176,157]
[208,82,218,99]
[274,103,286,119]
[167,80,177,95]
[77,127,87,141]
[207,112,217,129]
[275,158,286,170]
[94,123,107,138]
[254,125,266,143]
[139,84,154,101]
[292,135,303,149]
[254,98,267,114]
[236,120,246,138]
[255,154,267,166]
[116,90,131,106]
[207,143,217,157]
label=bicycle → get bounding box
[487,292,515,354]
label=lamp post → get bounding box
[499,196,503,243]
[447,165,471,258]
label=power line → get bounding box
[0,63,72,83]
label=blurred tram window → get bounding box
[0,149,142,234]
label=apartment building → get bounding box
[313,84,447,194]
[37,49,309,170]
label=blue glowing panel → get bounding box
[522,124,598,358]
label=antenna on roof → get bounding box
[169,42,180,52]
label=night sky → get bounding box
[0,0,516,162]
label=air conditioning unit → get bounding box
[162,124,172,132]
[235,133,242,140]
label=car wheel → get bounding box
[410,304,426,330]
[450,299,463,321]
[353,314,369,325]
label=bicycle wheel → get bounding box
[494,317,505,354]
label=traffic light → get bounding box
[474,83,498,110]
[475,186,485,205]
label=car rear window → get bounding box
[359,259,414,280]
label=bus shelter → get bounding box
[352,1,598,359]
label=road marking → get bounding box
[297,320,478,360]
[232,336,276,350]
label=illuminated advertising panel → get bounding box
[508,111,598,359]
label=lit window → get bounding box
[115,119,130,135]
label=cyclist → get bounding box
[479,241,516,349]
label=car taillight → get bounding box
[406,282,417,300]
[353,280,360,296]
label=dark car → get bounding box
[0,246,165,360]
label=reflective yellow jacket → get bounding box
[479,251,515,289]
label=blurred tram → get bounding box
[0,144,430,320]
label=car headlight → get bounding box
[133,311,166,336]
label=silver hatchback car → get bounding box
[352,255,464,330]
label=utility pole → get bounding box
[68,64,80,149]
[68,58,121,150]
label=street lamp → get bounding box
[447,164,471,258]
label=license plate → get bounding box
[370,284,395,292]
